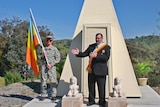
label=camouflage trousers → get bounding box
[40,65,57,97]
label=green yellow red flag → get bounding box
[26,19,40,77]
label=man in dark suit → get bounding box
[71,33,110,106]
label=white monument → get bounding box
[67,76,79,97]
[113,77,122,97]
[57,0,141,98]
[62,76,83,107]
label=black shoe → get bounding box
[87,102,95,106]
[51,97,56,101]
[99,102,106,107]
[99,100,106,107]
[39,97,45,101]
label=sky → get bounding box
[0,0,160,40]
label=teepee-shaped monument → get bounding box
[57,0,141,98]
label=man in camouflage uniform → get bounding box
[40,35,61,101]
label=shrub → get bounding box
[148,72,160,87]
[5,71,22,85]
[135,62,153,78]
[0,76,5,87]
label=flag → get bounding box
[28,8,49,65]
[26,19,40,77]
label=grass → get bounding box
[0,76,39,88]
[0,76,5,87]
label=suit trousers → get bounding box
[88,73,106,103]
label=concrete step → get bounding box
[23,85,160,107]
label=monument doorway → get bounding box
[81,24,112,98]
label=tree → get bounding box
[0,17,53,77]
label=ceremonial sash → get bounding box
[86,42,107,73]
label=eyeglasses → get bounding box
[47,39,52,42]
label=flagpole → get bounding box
[29,8,49,65]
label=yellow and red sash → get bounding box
[86,42,107,73]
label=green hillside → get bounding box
[126,35,160,86]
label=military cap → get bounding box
[46,35,53,40]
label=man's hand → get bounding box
[89,52,97,58]
[71,48,79,55]
[47,64,52,69]
[43,52,47,57]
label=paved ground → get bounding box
[23,85,160,107]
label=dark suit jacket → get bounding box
[76,43,110,76]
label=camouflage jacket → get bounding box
[42,45,61,66]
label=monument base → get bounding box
[62,93,83,107]
[108,95,127,107]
